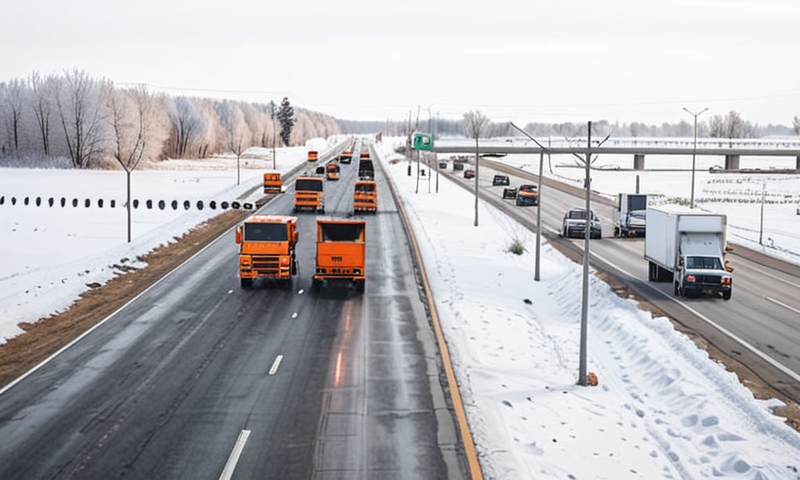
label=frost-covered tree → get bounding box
[54,69,108,168]
[277,97,294,146]
[29,72,56,156]
[167,96,206,158]
[216,100,251,184]
[792,115,800,136]
[0,78,26,153]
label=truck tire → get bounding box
[674,281,680,295]
[614,226,620,237]
[355,280,365,294]
[241,278,253,289]
[722,291,731,300]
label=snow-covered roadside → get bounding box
[375,139,800,479]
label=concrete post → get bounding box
[796,156,800,171]
[633,154,645,170]
[725,154,740,170]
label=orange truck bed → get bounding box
[293,176,324,213]
[313,219,366,292]
[263,172,282,194]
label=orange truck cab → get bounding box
[307,150,319,162]
[236,215,298,288]
[326,163,340,180]
[263,171,282,194]
[353,180,377,214]
[293,176,325,213]
[339,151,353,164]
[313,219,366,293]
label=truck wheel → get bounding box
[241,278,253,289]
[291,259,298,275]
[356,280,365,294]
[673,281,680,296]
[614,227,620,237]
[722,291,731,300]
[311,279,322,291]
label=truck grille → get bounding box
[252,255,280,274]
[695,275,721,285]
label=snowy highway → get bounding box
[442,156,800,404]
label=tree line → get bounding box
[0,70,343,169]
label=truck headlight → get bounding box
[280,256,290,266]
[721,276,731,285]
[354,268,361,275]
[686,275,696,282]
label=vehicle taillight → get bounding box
[280,256,290,266]
[686,275,696,282]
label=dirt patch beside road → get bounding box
[0,210,247,390]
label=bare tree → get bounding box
[1,78,25,153]
[167,96,204,158]
[462,110,491,226]
[792,115,800,136]
[216,100,251,184]
[54,69,107,168]
[708,114,725,139]
[29,72,55,156]
[724,110,744,146]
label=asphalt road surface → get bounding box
[0,141,469,480]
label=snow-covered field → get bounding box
[2,136,800,478]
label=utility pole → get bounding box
[271,100,277,169]
[683,107,708,209]
[759,181,766,245]
[578,121,592,387]
[509,122,547,281]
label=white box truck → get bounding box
[613,193,648,237]
[644,205,732,300]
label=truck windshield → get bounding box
[296,179,323,192]
[628,195,647,211]
[321,223,365,242]
[355,183,375,193]
[686,256,723,270]
[245,223,288,241]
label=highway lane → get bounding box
[0,140,468,479]
[440,156,800,402]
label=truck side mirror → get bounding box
[235,226,242,244]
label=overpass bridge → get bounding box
[431,140,800,171]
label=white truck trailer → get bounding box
[644,205,732,300]
[613,193,648,237]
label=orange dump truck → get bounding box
[293,176,325,213]
[339,151,353,164]
[236,215,298,288]
[263,171,282,194]
[307,150,319,162]
[313,219,366,293]
[326,163,340,181]
[353,180,377,214]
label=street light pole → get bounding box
[683,107,708,209]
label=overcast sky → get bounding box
[3,0,798,125]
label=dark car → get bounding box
[492,174,510,186]
[502,187,517,199]
[562,208,602,239]
[464,169,475,179]
[515,184,538,206]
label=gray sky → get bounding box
[3,0,798,125]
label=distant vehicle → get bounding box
[262,171,282,194]
[515,184,538,206]
[293,176,325,213]
[438,161,448,169]
[645,205,731,300]
[463,169,475,179]
[236,215,298,288]
[339,151,353,164]
[492,174,510,186]
[613,193,648,237]
[307,150,318,162]
[313,219,366,293]
[453,162,465,171]
[562,209,602,239]
[326,163,340,181]
[502,187,517,199]
[358,159,374,180]
[353,180,377,214]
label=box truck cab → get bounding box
[614,193,647,237]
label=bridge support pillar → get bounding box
[725,154,740,170]
[633,154,645,170]
[796,156,800,171]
